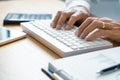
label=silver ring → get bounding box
[102,22,105,29]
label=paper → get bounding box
[49,47,120,80]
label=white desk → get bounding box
[0,0,65,80]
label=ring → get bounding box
[102,22,105,29]
[94,17,99,20]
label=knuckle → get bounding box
[87,17,94,21]
[96,21,102,26]
[80,12,87,16]
[62,11,68,15]
[71,15,77,19]
[56,11,62,15]
[93,19,98,23]
[57,11,62,14]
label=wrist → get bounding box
[73,5,92,17]
[68,5,90,13]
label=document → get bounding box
[47,47,120,80]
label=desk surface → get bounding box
[0,0,65,80]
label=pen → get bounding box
[41,68,53,79]
[97,63,120,75]
[41,68,63,80]
[41,68,74,80]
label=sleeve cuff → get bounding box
[66,0,90,11]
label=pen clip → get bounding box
[96,63,120,76]
[52,73,64,80]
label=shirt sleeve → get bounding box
[65,0,90,11]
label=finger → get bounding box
[56,11,73,30]
[50,11,61,28]
[80,20,102,39]
[75,17,98,37]
[65,11,86,30]
[104,22,120,30]
[86,29,115,41]
[112,27,120,30]
[100,22,115,30]
[65,12,82,30]
[85,29,105,41]
[99,17,113,23]
[80,20,117,39]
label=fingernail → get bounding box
[80,34,84,39]
[56,25,61,30]
[75,31,79,37]
[65,25,71,30]
[75,30,81,37]
[86,38,92,41]
[50,22,56,28]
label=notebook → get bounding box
[21,20,113,57]
[48,47,120,80]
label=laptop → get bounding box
[21,20,113,57]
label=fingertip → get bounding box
[56,25,61,30]
[86,38,92,41]
[85,36,94,41]
[75,29,83,38]
[80,34,85,39]
[50,22,56,28]
[75,30,79,37]
[65,25,71,30]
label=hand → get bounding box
[50,6,90,30]
[75,17,120,42]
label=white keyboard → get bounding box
[21,20,113,57]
